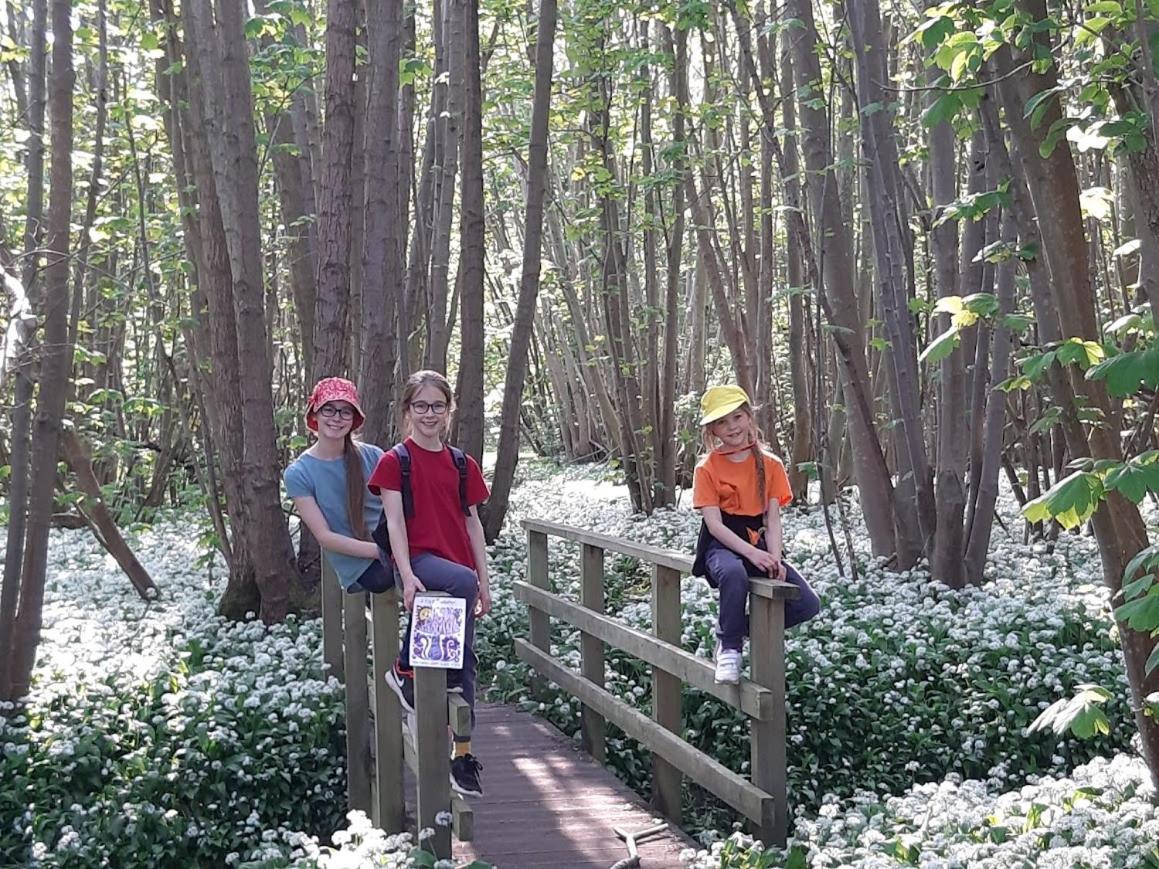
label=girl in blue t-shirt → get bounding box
[283,377,389,593]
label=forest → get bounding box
[1,0,1158,865]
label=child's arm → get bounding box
[702,506,779,574]
[764,499,786,581]
[465,506,491,616]
[383,490,425,610]
[292,496,380,559]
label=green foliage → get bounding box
[1028,684,1112,739]
[1023,470,1104,530]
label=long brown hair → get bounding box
[343,434,368,539]
[398,369,455,440]
[701,403,768,510]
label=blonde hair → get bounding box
[702,403,768,510]
[398,369,455,440]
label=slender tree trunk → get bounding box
[313,0,356,378]
[483,0,557,541]
[3,0,72,701]
[454,0,485,462]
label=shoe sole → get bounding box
[450,775,483,798]
[385,672,416,714]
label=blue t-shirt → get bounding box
[284,443,384,589]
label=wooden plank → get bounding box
[527,529,550,700]
[515,639,773,826]
[370,589,405,832]
[749,593,788,847]
[514,581,772,719]
[579,543,606,763]
[321,561,343,681]
[449,693,471,740]
[415,664,451,859]
[342,591,371,812]
[651,564,683,823]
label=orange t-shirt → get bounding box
[692,449,793,516]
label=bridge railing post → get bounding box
[341,585,371,813]
[321,560,343,680]
[527,528,550,699]
[369,588,405,832]
[579,543,606,763]
[414,660,452,860]
[748,586,787,847]
[651,564,683,823]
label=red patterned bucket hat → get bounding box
[305,377,365,432]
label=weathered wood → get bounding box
[414,663,451,858]
[342,589,371,812]
[651,564,683,823]
[521,519,799,600]
[449,693,471,739]
[402,716,475,841]
[370,589,405,832]
[321,561,343,680]
[515,639,774,826]
[527,528,550,698]
[579,542,606,763]
[514,581,773,719]
[749,593,787,847]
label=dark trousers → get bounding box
[705,539,820,651]
[398,552,479,725]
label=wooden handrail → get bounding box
[520,521,790,847]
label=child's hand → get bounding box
[402,574,426,611]
[748,546,779,574]
[475,585,492,617]
[768,560,786,581]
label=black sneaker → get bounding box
[450,754,483,798]
[447,670,464,695]
[385,663,415,714]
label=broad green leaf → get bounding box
[1085,348,1159,395]
[1114,589,1159,632]
[1022,470,1104,529]
[919,326,961,364]
[1028,683,1112,739]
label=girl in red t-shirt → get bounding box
[367,370,490,798]
[690,385,820,684]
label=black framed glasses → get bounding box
[318,405,356,420]
[410,400,448,415]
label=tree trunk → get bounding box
[3,0,72,701]
[482,0,557,541]
[313,0,356,378]
[451,0,485,464]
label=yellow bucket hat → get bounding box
[699,384,751,425]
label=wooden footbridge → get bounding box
[321,520,799,866]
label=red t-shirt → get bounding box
[367,438,490,569]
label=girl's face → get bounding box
[710,408,754,449]
[315,400,356,439]
[407,383,450,440]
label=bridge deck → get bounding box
[408,703,696,868]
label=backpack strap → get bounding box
[447,446,471,516]
[392,443,415,520]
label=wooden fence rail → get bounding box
[515,518,798,847]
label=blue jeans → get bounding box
[347,558,394,594]
[705,539,820,651]
[398,552,479,726]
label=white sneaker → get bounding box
[714,641,742,684]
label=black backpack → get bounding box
[371,443,471,560]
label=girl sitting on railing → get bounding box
[690,384,820,684]
[284,377,390,594]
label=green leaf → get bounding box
[1146,643,1159,677]
[1114,589,1159,632]
[1028,683,1112,739]
[919,326,961,364]
[1021,349,1057,381]
[1022,470,1104,530]
[1085,348,1159,395]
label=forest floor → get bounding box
[2,462,1158,867]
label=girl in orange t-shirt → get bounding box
[691,385,820,683]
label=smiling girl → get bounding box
[367,369,490,798]
[283,378,390,594]
[691,384,820,684]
